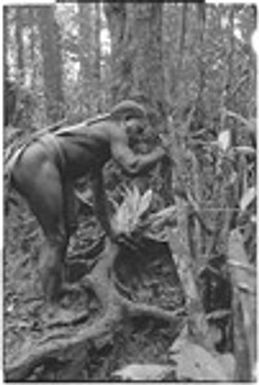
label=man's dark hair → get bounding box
[110,100,147,121]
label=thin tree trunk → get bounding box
[78,3,95,116]
[174,3,187,93]
[106,3,172,203]
[37,6,64,122]
[197,3,206,95]
[4,7,9,80]
[15,7,24,81]
[104,3,127,105]
[94,3,101,112]
[28,8,37,89]
[193,3,206,131]
[105,3,167,125]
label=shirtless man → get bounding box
[9,100,168,306]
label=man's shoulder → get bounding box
[104,121,127,142]
[90,120,127,144]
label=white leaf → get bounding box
[113,187,153,234]
[250,215,256,223]
[170,340,233,381]
[240,187,256,211]
[234,146,256,155]
[206,324,222,345]
[148,205,177,222]
[206,309,231,321]
[131,185,140,214]
[143,229,168,242]
[229,171,238,185]
[108,197,119,211]
[112,364,174,381]
[6,303,14,313]
[137,189,153,219]
[217,353,236,380]
[218,130,231,151]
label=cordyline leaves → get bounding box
[112,186,152,234]
[112,186,177,239]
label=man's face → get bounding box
[125,117,146,146]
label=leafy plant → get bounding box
[111,186,177,241]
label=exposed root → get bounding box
[120,296,186,323]
[5,237,185,381]
[46,309,90,328]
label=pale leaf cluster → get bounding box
[112,186,177,240]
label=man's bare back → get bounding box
[54,121,112,178]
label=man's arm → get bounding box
[110,130,166,176]
[91,170,113,237]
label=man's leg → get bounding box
[63,180,78,238]
[38,226,68,303]
[12,143,69,304]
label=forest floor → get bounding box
[4,195,185,381]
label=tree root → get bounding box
[5,237,185,381]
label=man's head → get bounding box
[110,100,147,120]
[110,100,147,143]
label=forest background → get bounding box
[3,2,257,382]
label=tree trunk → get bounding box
[131,4,166,119]
[28,8,37,89]
[196,4,206,95]
[15,7,25,82]
[105,3,172,203]
[78,3,93,116]
[174,3,187,93]
[191,3,206,132]
[106,4,166,121]
[104,3,127,105]
[93,3,101,112]
[37,6,64,123]
[4,7,9,80]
